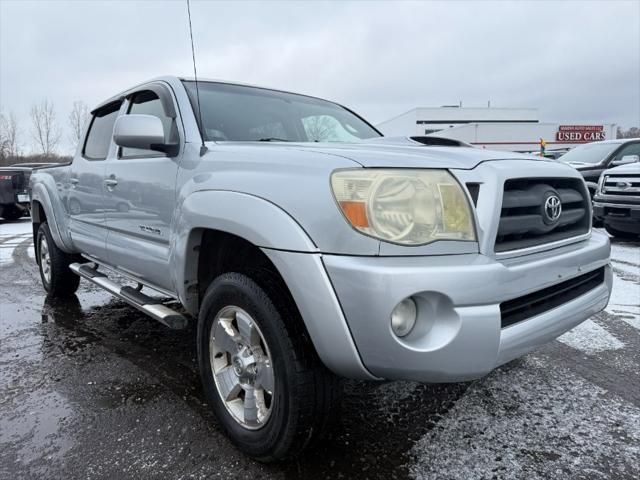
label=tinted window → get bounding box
[121,90,176,158]
[83,102,121,160]
[182,81,380,143]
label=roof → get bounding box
[92,75,331,113]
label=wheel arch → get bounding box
[172,190,375,379]
[172,189,318,313]
[187,228,323,363]
[30,182,75,253]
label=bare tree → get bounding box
[0,110,19,160]
[0,111,8,160]
[5,112,20,158]
[617,126,640,139]
[68,100,89,148]
[30,99,61,157]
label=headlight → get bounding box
[330,169,476,245]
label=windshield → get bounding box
[182,81,381,143]
[558,142,620,164]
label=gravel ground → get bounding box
[0,218,638,479]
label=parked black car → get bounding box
[558,139,640,198]
[0,166,32,220]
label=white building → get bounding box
[377,106,617,152]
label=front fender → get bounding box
[171,189,376,379]
[172,189,318,310]
[177,189,318,251]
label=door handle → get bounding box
[70,178,79,187]
[104,178,118,190]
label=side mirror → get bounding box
[611,154,639,166]
[113,114,178,156]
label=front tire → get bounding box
[37,222,80,297]
[197,272,338,462]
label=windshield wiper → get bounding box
[257,137,290,142]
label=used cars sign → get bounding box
[556,125,606,142]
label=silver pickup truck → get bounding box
[30,76,612,461]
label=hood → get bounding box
[213,140,551,170]
[300,142,550,169]
[604,162,640,175]
[363,135,473,148]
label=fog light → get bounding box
[391,298,417,337]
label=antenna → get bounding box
[186,0,207,155]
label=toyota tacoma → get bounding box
[30,76,612,461]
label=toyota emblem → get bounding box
[544,195,562,223]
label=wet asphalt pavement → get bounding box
[1,218,639,479]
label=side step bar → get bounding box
[69,262,189,330]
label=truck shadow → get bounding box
[40,293,470,479]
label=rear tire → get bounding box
[605,224,639,240]
[197,272,339,462]
[37,222,81,297]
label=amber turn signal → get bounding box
[338,201,369,228]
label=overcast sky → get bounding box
[1,0,639,154]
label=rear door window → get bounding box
[83,102,121,160]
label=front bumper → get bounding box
[322,231,612,382]
[593,200,640,234]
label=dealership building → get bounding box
[376,106,617,152]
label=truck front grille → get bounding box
[602,175,640,197]
[495,178,590,252]
[500,267,605,328]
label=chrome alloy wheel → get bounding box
[39,236,51,284]
[210,306,275,429]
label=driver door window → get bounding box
[612,142,640,163]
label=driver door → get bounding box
[104,86,182,292]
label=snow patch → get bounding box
[0,219,32,236]
[557,319,624,353]
[408,356,640,479]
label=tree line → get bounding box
[616,126,640,139]
[0,100,88,167]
